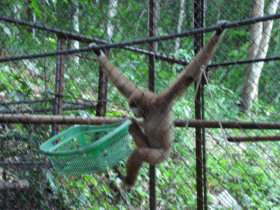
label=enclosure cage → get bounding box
[0,0,280,209]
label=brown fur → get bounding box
[95,29,225,187]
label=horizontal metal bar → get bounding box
[1,13,280,44]
[228,135,280,142]
[0,162,51,169]
[1,14,280,63]
[0,99,102,106]
[0,114,123,125]
[0,15,106,43]
[208,56,280,68]
[1,114,280,129]
[0,15,184,65]
[175,119,280,129]
[0,105,94,114]
[0,99,53,106]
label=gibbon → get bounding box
[92,24,226,187]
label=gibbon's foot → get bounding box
[120,181,132,191]
[89,43,101,56]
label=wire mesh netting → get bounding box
[1,0,280,209]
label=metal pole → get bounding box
[53,36,65,135]
[2,114,280,129]
[149,0,156,209]
[194,0,204,209]
[96,50,108,116]
[228,136,280,142]
[202,78,208,210]
[199,0,208,208]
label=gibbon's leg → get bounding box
[129,121,151,148]
[124,147,167,186]
[124,151,143,186]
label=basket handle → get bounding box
[77,120,132,153]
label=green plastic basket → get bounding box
[40,120,133,175]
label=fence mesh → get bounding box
[1,0,280,209]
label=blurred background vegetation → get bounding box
[0,0,280,209]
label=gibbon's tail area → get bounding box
[160,28,226,103]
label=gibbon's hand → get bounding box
[216,20,228,35]
[89,43,101,56]
[128,119,141,134]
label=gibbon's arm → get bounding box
[94,50,142,99]
[160,27,226,103]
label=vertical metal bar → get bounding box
[194,0,204,209]
[202,83,208,210]
[199,0,208,209]
[149,0,156,209]
[96,50,108,117]
[202,83,207,210]
[148,4,156,92]
[53,37,61,117]
[53,36,65,135]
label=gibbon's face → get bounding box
[129,101,143,118]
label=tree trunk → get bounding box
[154,0,160,51]
[32,13,36,38]
[13,2,21,19]
[72,0,80,65]
[107,0,118,40]
[240,0,264,113]
[240,0,279,113]
[174,0,186,54]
